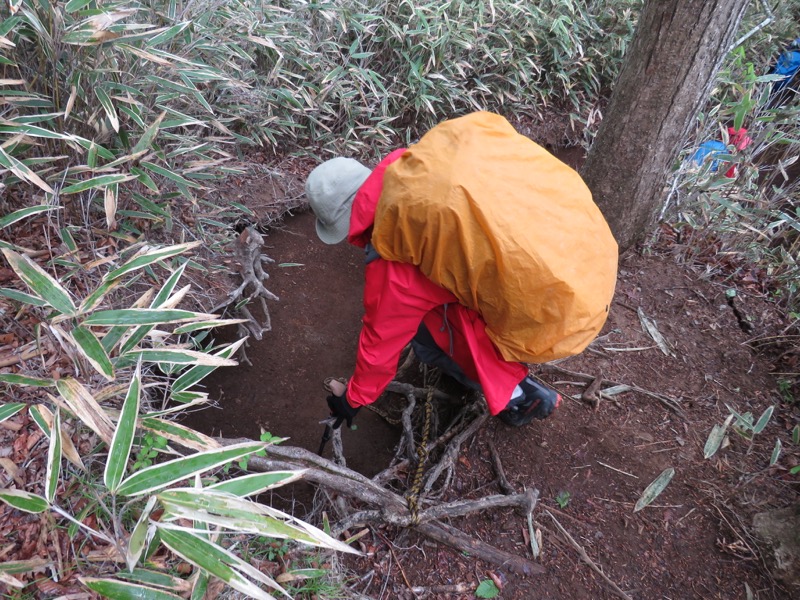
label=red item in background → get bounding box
[725,127,752,177]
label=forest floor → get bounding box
[1,143,798,600]
[180,147,800,600]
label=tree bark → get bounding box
[581,0,750,251]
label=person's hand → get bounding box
[326,392,360,429]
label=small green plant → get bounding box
[778,379,795,404]
[555,490,571,508]
[236,431,282,471]
[131,432,168,471]
[475,578,501,599]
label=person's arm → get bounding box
[346,260,456,407]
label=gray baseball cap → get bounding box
[305,157,372,244]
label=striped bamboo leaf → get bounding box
[104,242,200,282]
[0,146,53,193]
[126,496,157,572]
[0,205,59,229]
[0,489,48,513]
[59,173,135,195]
[0,374,53,387]
[55,378,116,445]
[105,366,141,492]
[116,441,265,497]
[84,308,215,327]
[0,402,25,423]
[45,408,62,502]
[1,248,76,315]
[80,578,184,600]
[157,526,283,600]
[208,471,305,497]
[70,325,114,380]
[140,417,220,452]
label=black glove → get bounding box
[498,378,561,427]
[326,393,360,429]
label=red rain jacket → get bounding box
[345,149,527,415]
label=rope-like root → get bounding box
[213,226,279,349]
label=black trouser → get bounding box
[410,322,482,392]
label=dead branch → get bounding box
[581,375,603,411]
[487,436,516,495]
[223,438,544,576]
[422,407,488,496]
[213,226,279,345]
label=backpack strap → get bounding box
[365,242,381,265]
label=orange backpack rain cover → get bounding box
[372,112,618,363]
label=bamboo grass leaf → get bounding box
[753,406,774,434]
[141,161,203,189]
[104,242,200,282]
[704,414,734,459]
[70,325,115,380]
[171,338,247,394]
[105,366,141,492]
[95,87,120,132]
[140,417,220,452]
[157,527,283,600]
[55,378,116,445]
[122,348,238,367]
[0,205,60,229]
[29,404,85,470]
[116,442,265,497]
[208,471,306,497]
[45,408,62,502]
[0,403,25,422]
[0,287,46,306]
[84,308,215,326]
[0,144,54,193]
[80,578,184,600]
[131,111,167,155]
[158,489,359,554]
[1,248,76,315]
[0,489,48,513]
[60,173,136,195]
[634,468,675,513]
[126,496,157,572]
[0,374,53,387]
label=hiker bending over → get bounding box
[304,112,618,430]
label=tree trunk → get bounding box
[581,0,750,251]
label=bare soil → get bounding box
[181,151,800,600]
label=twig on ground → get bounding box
[487,436,516,495]
[545,510,633,600]
[541,364,685,417]
[375,530,420,599]
[410,583,472,595]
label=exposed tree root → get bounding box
[234,441,544,575]
[213,226,279,361]
[541,363,686,417]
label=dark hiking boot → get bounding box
[498,376,561,427]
